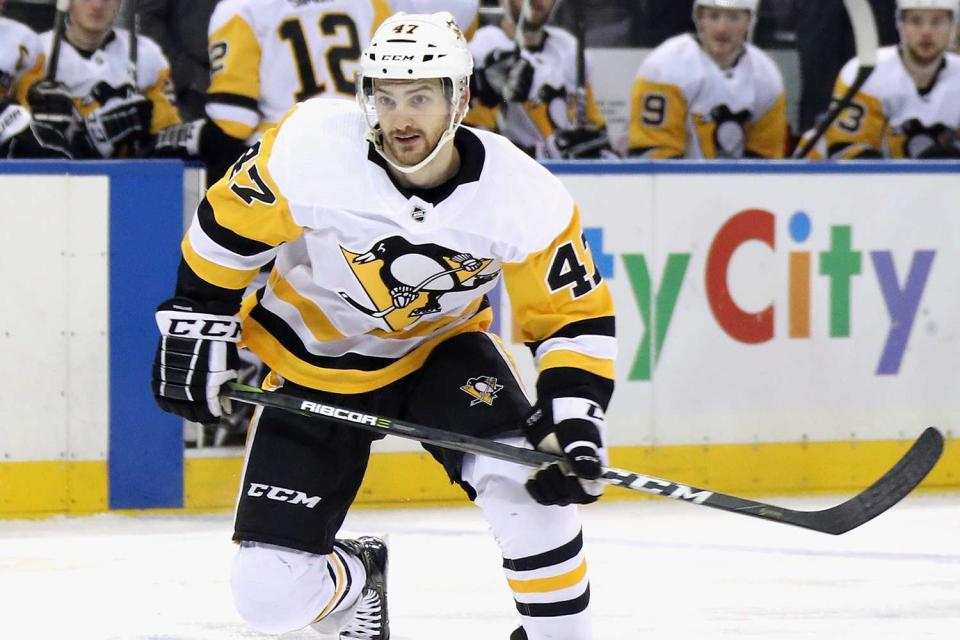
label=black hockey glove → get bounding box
[474,48,534,106]
[0,100,72,159]
[523,397,608,506]
[153,297,241,424]
[152,119,205,157]
[544,126,617,160]
[26,79,76,130]
[83,83,153,158]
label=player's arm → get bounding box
[823,71,886,158]
[627,76,688,159]
[745,93,787,159]
[144,66,182,133]
[503,205,616,506]
[152,7,260,181]
[154,122,303,424]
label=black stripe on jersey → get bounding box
[503,531,582,572]
[516,585,590,618]
[536,367,615,411]
[197,197,276,256]
[250,292,492,372]
[525,316,616,354]
[250,295,403,371]
[206,92,260,112]
[175,259,246,311]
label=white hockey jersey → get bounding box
[23,28,180,132]
[0,16,44,103]
[465,24,606,156]
[179,99,615,394]
[825,46,960,158]
[628,33,786,159]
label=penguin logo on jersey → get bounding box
[337,236,500,330]
[461,376,504,407]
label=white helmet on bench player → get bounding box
[693,0,761,40]
[897,0,960,23]
[357,12,473,174]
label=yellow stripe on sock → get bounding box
[508,559,588,594]
[313,552,347,622]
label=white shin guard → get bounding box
[231,541,365,634]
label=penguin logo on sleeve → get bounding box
[337,236,501,330]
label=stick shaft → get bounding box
[222,383,942,535]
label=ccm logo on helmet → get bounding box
[381,54,415,61]
[247,483,322,508]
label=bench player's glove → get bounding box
[473,48,534,106]
[153,297,241,424]
[544,126,617,160]
[523,397,608,506]
[83,84,153,157]
[26,79,76,130]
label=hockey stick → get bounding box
[129,6,140,88]
[221,382,944,535]
[46,0,72,82]
[794,0,879,158]
[572,1,587,128]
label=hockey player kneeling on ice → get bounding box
[816,0,960,159]
[151,11,615,640]
[627,0,787,159]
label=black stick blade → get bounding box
[799,426,944,534]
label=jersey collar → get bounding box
[367,126,485,206]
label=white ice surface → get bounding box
[1,495,958,639]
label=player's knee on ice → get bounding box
[231,542,339,633]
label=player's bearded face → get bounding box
[70,0,121,33]
[697,8,751,61]
[374,79,453,167]
[901,10,954,63]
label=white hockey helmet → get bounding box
[693,0,761,40]
[357,12,474,174]
[897,0,960,24]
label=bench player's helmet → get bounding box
[357,12,474,174]
[897,0,960,23]
[693,0,760,41]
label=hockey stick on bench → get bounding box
[795,0,879,158]
[222,382,944,535]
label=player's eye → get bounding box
[409,94,432,108]
[376,95,396,110]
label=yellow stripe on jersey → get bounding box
[463,102,499,130]
[628,77,687,158]
[182,235,261,290]
[584,82,606,129]
[538,350,615,380]
[14,52,45,106]
[502,205,614,359]
[146,67,182,132]
[369,297,484,340]
[507,559,588,594]
[266,270,347,343]
[208,14,262,139]
[205,121,303,248]
[824,79,886,157]
[240,306,494,393]
[371,0,392,34]
[745,93,787,159]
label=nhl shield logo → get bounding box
[460,376,504,407]
[411,206,426,222]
